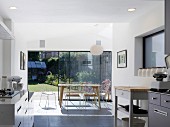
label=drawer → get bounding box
[149,104,170,127]
[149,92,160,105]
[161,94,170,109]
[115,89,129,99]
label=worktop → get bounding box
[0,90,28,104]
[114,86,149,92]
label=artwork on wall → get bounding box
[20,51,26,70]
[117,50,127,68]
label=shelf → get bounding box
[0,20,14,40]
[118,107,148,117]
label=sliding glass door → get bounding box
[28,51,112,99]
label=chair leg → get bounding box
[45,95,48,108]
[54,93,56,106]
[39,93,43,106]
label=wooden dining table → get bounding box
[58,84,101,109]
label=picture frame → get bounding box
[20,51,26,70]
[117,50,127,68]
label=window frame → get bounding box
[143,30,165,68]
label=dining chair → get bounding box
[64,85,82,110]
[83,85,98,109]
[100,79,111,108]
[100,83,111,108]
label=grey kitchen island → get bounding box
[114,86,149,127]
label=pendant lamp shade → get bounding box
[90,40,103,55]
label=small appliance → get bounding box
[7,76,22,92]
[151,55,170,90]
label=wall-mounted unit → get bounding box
[0,20,14,40]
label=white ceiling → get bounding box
[0,0,164,23]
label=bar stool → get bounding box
[39,84,57,109]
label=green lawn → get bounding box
[28,83,58,92]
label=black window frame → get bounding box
[143,30,165,68]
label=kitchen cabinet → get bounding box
[149,92,170,127]
[165,0,170,54]
[0,91,34,127]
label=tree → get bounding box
[28,51,40,61]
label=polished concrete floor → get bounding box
[32,92,122,127]
[34,115,122,127]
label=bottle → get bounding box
[1,76,8,89]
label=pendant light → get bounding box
[90,40,103,55]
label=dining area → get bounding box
[58,80,111,111]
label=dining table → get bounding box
[58,83,101,109]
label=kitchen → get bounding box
[0,0,169,127]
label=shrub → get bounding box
[45,74,55,85]
[76,71,97,83]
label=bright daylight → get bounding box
[0,0,168,127]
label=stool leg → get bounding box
[39,93,43,106]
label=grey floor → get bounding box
[34,115,122,127]
[32,92,122,127]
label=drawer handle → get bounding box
[152,97,157,100]
[164,100,170,103]
[18,122,21,127]
[25,98,28,101]
[154,109,168,117]
[25,110,27,114]
[17,106,21,113]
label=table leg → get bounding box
[114,95,118,127]
[96,86,101,109]
[59,86,65,108]
[136,99,139,106]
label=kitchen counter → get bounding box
[0,91,20,98]
[0,90,28,104]
[114,86,149,92]
[0,90,32,127]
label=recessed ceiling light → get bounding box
[128,8,136,12]
[9,6,17,10]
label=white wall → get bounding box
[0,40,3,88]
[112,3,164,123]
[13,23,113,89]
[0,16,3,88]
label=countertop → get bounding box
[114,86,149,92]
[0,91,20,98]
[0,90,28,104]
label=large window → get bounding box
[28,51,112,91]
[143,31,165,68]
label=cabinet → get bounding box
[149,92,170,127]
[114,86,149,127]
[0,91,34,127]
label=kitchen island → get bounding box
[0,90,34,127]
[114,86,149,127]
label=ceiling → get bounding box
[0,0,164,23]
